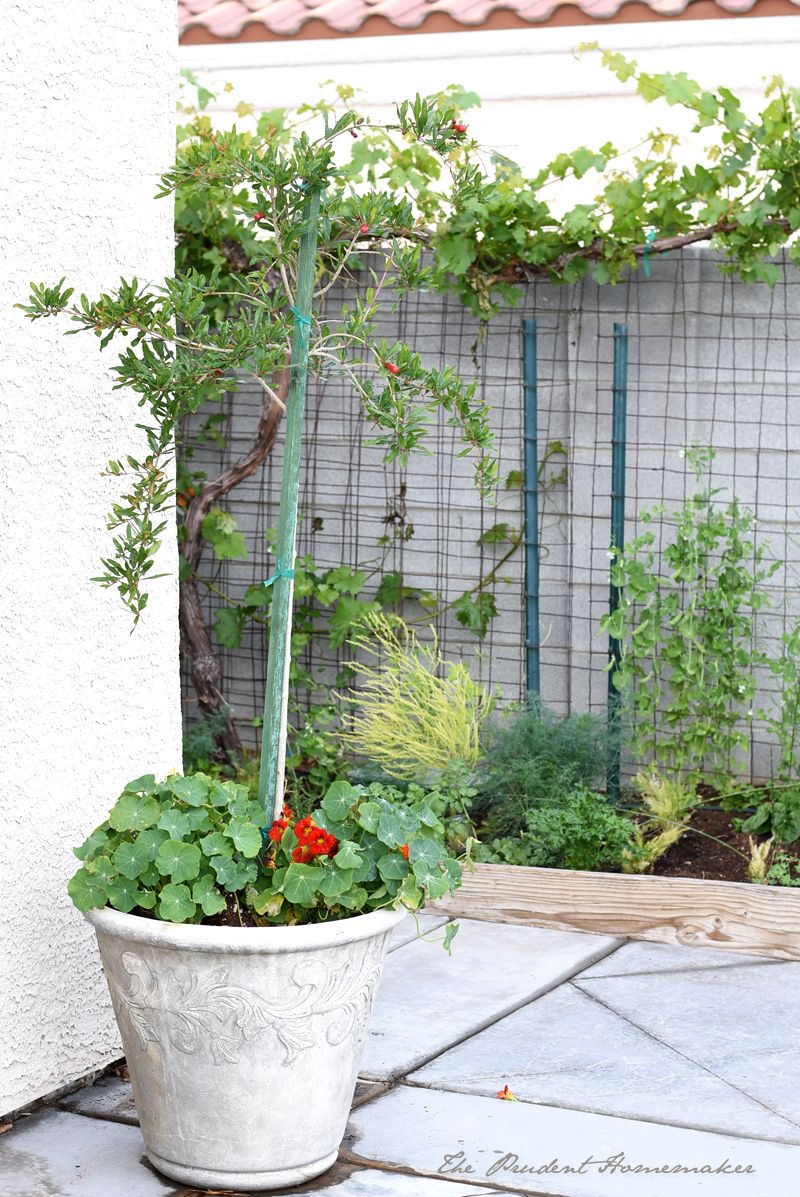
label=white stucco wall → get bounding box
[181,15,800,204]
[0,4,180,1112]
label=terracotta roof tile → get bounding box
[179,0,800,38]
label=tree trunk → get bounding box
[180,368,289,764]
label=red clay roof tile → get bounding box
[179,0,800,39]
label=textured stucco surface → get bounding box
[0,2,179,1112]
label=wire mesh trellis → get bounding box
[182,247,800,783]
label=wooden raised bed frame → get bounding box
[432,862,800,961]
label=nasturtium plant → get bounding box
[68,774,461,936]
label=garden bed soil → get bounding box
[652,806,757,884]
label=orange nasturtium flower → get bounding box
[497,1085,518,1101]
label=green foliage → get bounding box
[621,767,694,873]
[19,91,498,624]
[480,702,609,838]
[602,447,778,787]
[69,772,265,919]
[478,786,637,872]
[451,591,498,640]
[760,621,800,782]
[183,706,236,775]
[726,783,800,845]
[284,701,352,816]
[201,507,248,561]
[765,850,800,886]
[68,774,462,931]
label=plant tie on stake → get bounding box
[262,559,295,589]
[289,306,312,348]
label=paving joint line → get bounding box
[395,1076,800,1146]
[569,978,800,1139]
[580,958,785,981]
[366,936,625,1084]
[338,1142,556,1197]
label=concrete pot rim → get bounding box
[84,903,407,955]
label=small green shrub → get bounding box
[477,786,637,872]
[182,706,235,775]
[344,613,494,781]
[480,703,609,838]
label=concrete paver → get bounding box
[59,1076,138,1126]
[387,912,451,953]
[574,961,800,1064]
[345,1085,799,1196]
[0,1109,180,1197]
[360,920,621,1080]
[277,1162,523,1194]
[407,979,800,1142]
[3,923,794,1197]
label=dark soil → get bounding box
[652,805,761,883]
[202,891,260,928]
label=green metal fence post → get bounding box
[258,192,321,821]
[523,319,540,698]
[607,322,628,803]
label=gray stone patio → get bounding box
[2,914,796,1196]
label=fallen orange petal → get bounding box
[497,1085,519,1101]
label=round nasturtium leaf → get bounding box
[225,817,262,858]
[113,840,150,880]
[109,792,161,833]
[192,873,227,916]
[321,780,359,822]
[123,774,156,795]
[106,876,140,913]
[185,809,212,832]
[377,853,409,882]
[199,832,232,859]
[376,810,405,849]
[157,809,191,841]
[137,828,170,861]
[408,838,441,869]
[84,854,117,889]
[73,828,109,862]
[316,865,354,898]
[165,775,209,807]
[158,883,196,923]
[67,870,107,912]
[155,839,202,884]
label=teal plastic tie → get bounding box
[263,558,295,588]
[289,305,312,348]
[643,228,657,278]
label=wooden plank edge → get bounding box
[429,862,800,962]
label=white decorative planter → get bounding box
[85,905,405,1191]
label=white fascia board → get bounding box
[180,14,800,107]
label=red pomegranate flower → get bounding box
[253,211,266,221]
[383,362,399,375]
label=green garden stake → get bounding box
[258,192,321,821]
[607,322,628,804]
